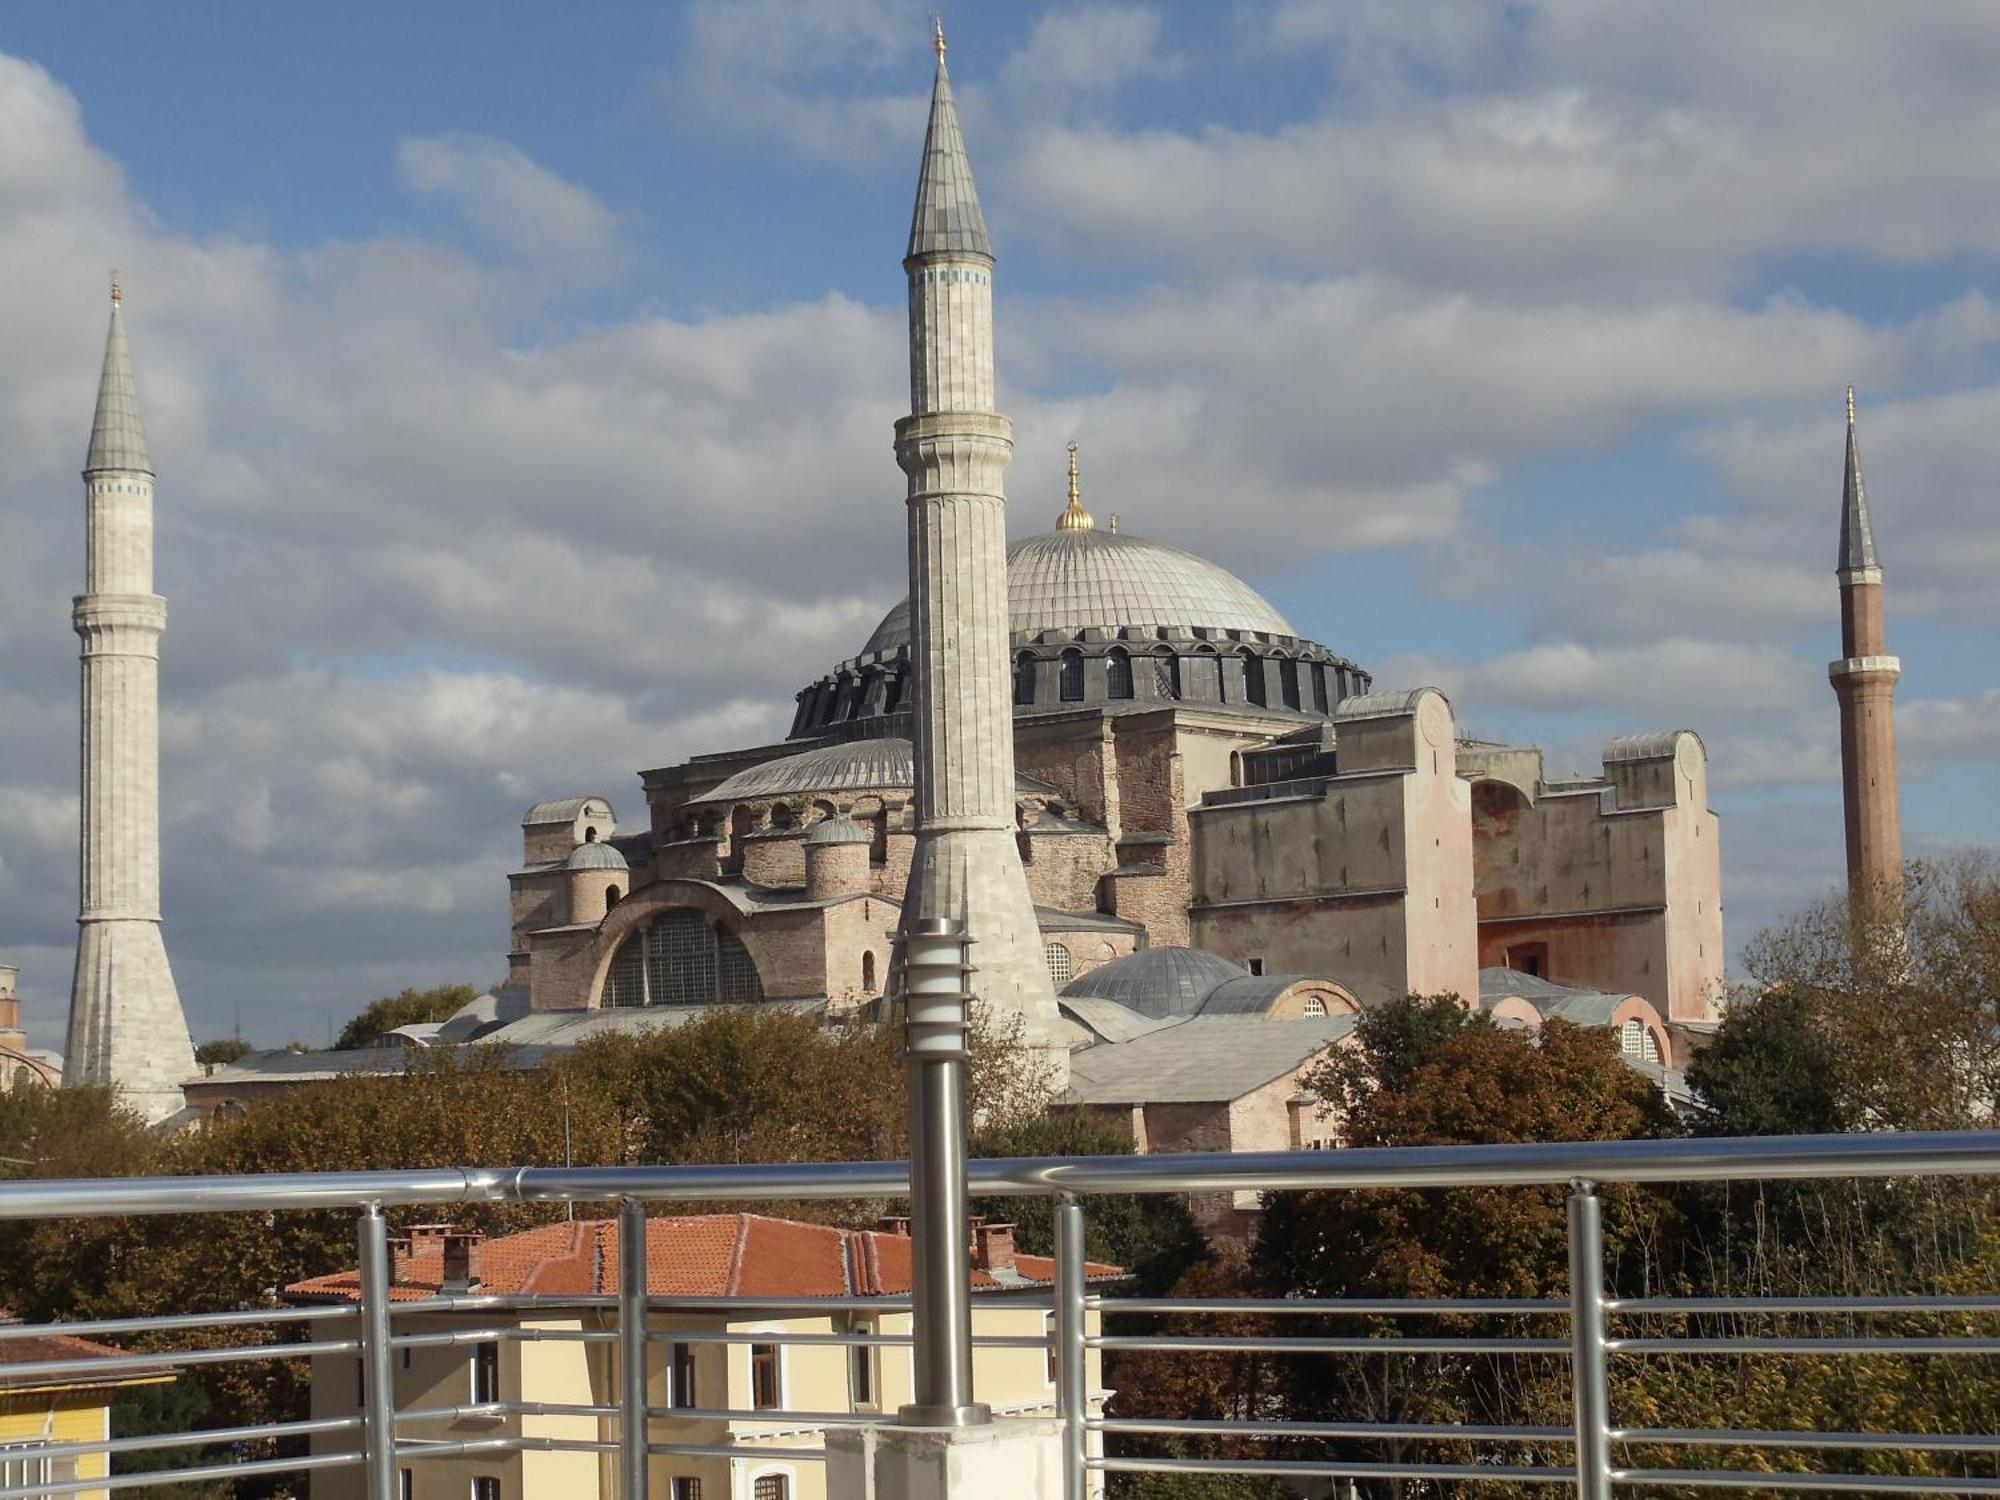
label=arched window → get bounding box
[1106,647,1134,700]
[1045,942,1074,987]
[1014,652,1037,706]
[1642,1029,1660,1064]
[1302,995,1327,1017]
[1620,1019,1643,1056]
[1279,656,1302,710]
[752,1476,790,1500]
[1241,650,1267,707]
[605,937,647,1008]
[1058,649,1085,702]
[649,910,715,1007]
[1154,649,1180,701]
[862,952,877,992]
[583,826,598,843]
[605,885,621,909]
[716,928,764,1004]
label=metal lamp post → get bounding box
[898,916,991,1427]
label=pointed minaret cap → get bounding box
[1838,384,1879,578]
[1056,441,1095,531]
[85,273,151,476]
[906,21,991,262]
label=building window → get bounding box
[862,952,877,992]
[605,884,621,909]
[1248,957,1265,977]
[753,1478,789,1500]
[356,1357,366,1406]
[751,1343,782,1410]
[850,1322,877,1408]
[1044,1312,1058,1385]
[609,912,768,1009]
[1058,649,1085,702]
[400,1471,414,1500]
[1045,942,1074,987]
[1620,1020,1642,1055]
[1311,663,1330,714]
[1106,648,1134,700]
[672,1481,702,1500]
[1642,1029,1660,1064]
[715,928,763,1004]
[1014,652,1037,706]
[471,1341,500,1405]
[1507,943,1548,979]
[671,1342,697,1408]
[1191,647,1221,703]
[605,936,647,1008]
[1154,650,1180,701]
[471,1479,501,1500]
[0,1442,70,1491]
[1241,650,1267,708]
[1302,996,1326,1017]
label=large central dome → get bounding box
[860,527,1295,658]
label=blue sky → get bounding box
[0,0,1996,1046]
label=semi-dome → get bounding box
[1060,946,1249,1021]
[565,840,628,870]
[861,527,1295,658]
[695,739,916,806]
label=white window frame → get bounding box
[470,1339,501,1405]
[746,1465,798,1500]
[849,1318,879,1410]
[469,1477,502,1500]
[742,1324,790,1414]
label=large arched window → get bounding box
[1153,649,1180,701]
[1014,652,1037,706]
[1058,649,1085,702]
[1241,649,1267,708]
[603,911,766,1008]
[1106,648,1134,700]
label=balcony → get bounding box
[0,1129,1996,1498]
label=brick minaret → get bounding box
[65,281,197,1122]
[1828,386,1904,919]
[895,31,1067,1075]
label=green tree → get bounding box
[1684,987,1850,1138]
[332,983,477,1051]
[193,1038,253,1067]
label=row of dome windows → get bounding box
[1019,646,1337,713]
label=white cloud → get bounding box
[396,133,620,265]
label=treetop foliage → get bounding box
[331,983,478,1052]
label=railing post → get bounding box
[1566,1180,1614,1500]
[357,1202,397,1500]
[619,1197,650,1500]
[1054,1195,1089,1500]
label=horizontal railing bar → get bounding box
[1091,1334,1569,1353]
[1611,1295,2000,1314]
[0,1305,355,1341]
[396,1436,519,1462]
[1094,1455,1574,1482]
[400,1399,619,1422]
[1098,1296,1566,1316]
[1619,1428,2000,1453]
[1611,1469,2000,1494]
[1,1128,1997,1219]
[390,1326,616,1347]
[1612,1336,2000,1355]
[0,1448,357,1500]
[388,1291,1045,1315]
[0,1413,362,1468]
[646,1443,828,1460]
[637,1329,1044,1349]
[647,1406,895,1427]
[0,1336,355,1382]
[1096,1417,1572,1443]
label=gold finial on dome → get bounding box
[1057,440,1095,531]
[934,14,947,64]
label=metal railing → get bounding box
[0,1128,1994,1498]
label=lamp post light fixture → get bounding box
[898,916,991,1427]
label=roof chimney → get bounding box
[441,1231,484,1293]
[875,1215,911,1238]
[972,1221,1017,1276]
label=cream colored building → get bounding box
[287,1214,1119,1500]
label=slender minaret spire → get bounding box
[66,280,197,1123]
[1828,386,1904,920]
[1056,441,1094,531]
[896,32,1067,1072]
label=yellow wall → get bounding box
[0,1388,117,1500]
[307,1300,1104,1500]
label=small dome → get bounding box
[861,527,1295,658]
[1060,946,1248,1021]
[566,841,629,871]
[805,815,871,846]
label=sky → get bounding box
[0,0,1996,1049]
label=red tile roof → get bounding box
[284,1214,1121,1303]
[0,1330,175,1389]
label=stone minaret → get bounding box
[65,282,197,1122]
[896,31,1067,1074]
[1828,386,1904,919]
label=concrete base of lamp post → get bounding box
[826,1419,1065,1500]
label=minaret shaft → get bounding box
[896,55,1066,1073]
[1828,389,1903,919]
[65,292,195,1122]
